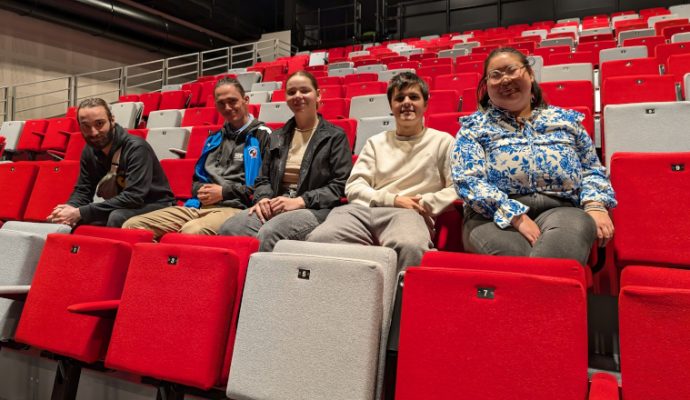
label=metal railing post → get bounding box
[69,76,77,107]
[9,86,15,121]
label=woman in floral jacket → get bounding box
[451,47,616,265]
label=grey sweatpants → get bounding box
[463,193,597,266]
[307,204,434,272]
[219,208,331,252]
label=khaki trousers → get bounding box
[122,206,242,240]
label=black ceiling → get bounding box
[0,0,282,55]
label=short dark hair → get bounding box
[77,97,114,121]
[477,47,547,110]
[286,70,319,91]
[386,71,429,104]
[215,77,246,97]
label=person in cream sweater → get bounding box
[307,71,457,271]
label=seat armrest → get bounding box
[67,299,121,318]
[588,372,620,400]
[169,148,187,158]
[0,285,31,301]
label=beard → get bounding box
[86,123,115,151]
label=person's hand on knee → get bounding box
[585,203,614,247]
[511,213,541,246]
[249,198,273,223]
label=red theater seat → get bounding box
[16,119,50,153]
[433,72,481,93]
[611,152,690,269]
[343,73,378,85]
[15,234,133,363]
[601,75,677,109]
[160,158,196,201]
[427,90,460,114]
[317,98,350,119]
[396,252,593,400]
[425,112,468,135]
[39,117,79,152]
[139,92,162,117]
[159,90,192,110]
[22,161,80,222]
[181,107,219,126]
[73,225,154,244]
[0,162,39,221]
[599,57,661,83]
[328,118,357,152]
[619,266,690,400]
[345,81,387,98]
[541,80,595,115]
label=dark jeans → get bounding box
[463,193,597,266]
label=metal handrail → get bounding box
[5,37,294,120]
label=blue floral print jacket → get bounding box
[451,104,617,229]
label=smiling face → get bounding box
[215,83,250,129]
[390,84,427,132]
[285,74,320,116]
[485,52,534,117]
[78,105,114,152]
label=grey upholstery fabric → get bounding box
[251,81,282,92]
[541,63,594,83]
[257,101,293,123]
[1,221,71,236]
[273,240,398,400]
[236,72,262,92]
[603,102,690,165]
[110,102,143,129]
[145,128,190,161]
[378,69,415,83]
[0,121,24,152]
[147,110,182,129]
[349,94,392,120]
[0,230,46,339]
[227,252,383,400]
[354,116,396,155]
[356,64,388,73]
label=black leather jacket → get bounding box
[253,115,352,209]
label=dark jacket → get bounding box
[253,115,352,209]
[188,118,271,209]
[67,124,175,223]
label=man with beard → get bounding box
[47,97,174,227]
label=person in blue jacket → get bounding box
[123,77,271,239]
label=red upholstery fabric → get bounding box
[454,61,484,74]
[327,118,357,151]
[182,124,222,159]
[159,234,259,385]
[73,225,154,244]
[105,243,239,389]
[425,112,469,136]
[601,75,677,109]
[666,53,690,93]
[432,202,464,252]
[577,41,617,65]
[128,128,148,139]
[579,34,614,43]
[181,82,203,107]
[262,65,286,82]
[271,89,286,102]
[159,90,192,110]
[181,107,219,126]
[661,23,690,40]
[319,85,345,99]
[160,158,196,200]
[533,45,571,59]
[619,266,690,400]
[344,81,387,98]
[40,117,79,151]
[420,57,453,68]
[588,373,620,400]
[317,98,350,119]
[23,161,80,222]
[386,61,420,70]
[611,153,690,268]
[16,119,49,152]
[0,162,39,220]
[655,19,689,36]
[654,42,690,66]
[396,264,588,399]
[50,132,86,161]
[426,90,460,114]
[417,65,454,81]
[342,73,378,85]
[621,35,666,58]
[548,51,597,66]
[15,234,132,362]
[433,73,481,94]
[316,76,344,86]
[599,57,661,83]
[139,92,162,117]
[541,80,595,115]
[420,251,588,287]
[461,88,478,112]
[119,94,140,102]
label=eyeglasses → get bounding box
[486,64,526,83]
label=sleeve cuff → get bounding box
[383,192,397,207]
[493,199,529,229]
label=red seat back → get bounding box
[139,92,162,117]
[15,234,132,362]
[0,162,39,220]
[40,117,79,151]
[22,161,80,222]
[160,158,196,200]
[181,107,219,126]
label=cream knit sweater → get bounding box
[346,127,458,218]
